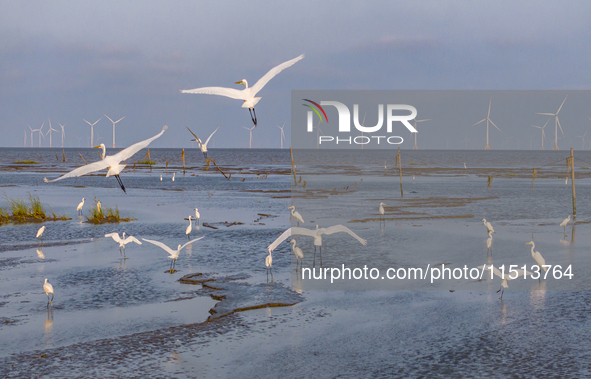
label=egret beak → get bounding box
[235,81,242,84]
[93,145,101,148]
[526,242,532,245]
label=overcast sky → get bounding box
[2,1,591,149]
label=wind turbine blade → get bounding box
[487,98,492,118]
[536,113,555,116]
[556,95,568,115]
[489,119,502,133]
[542,119,550,129]
[115,116,125,123]
[417,119,431,123]
[557,117,564,137]
[472,119,486,126]
[532,125,542,129]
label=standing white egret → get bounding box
[464,162,467,169]
[290,239,304,270]
[185,216,193,239]
[268,224,367,267]
[194,208,200,225]
[43,278,54,306]
[97,201,101,213]
[142,236,204,273]
[288,206,304,226]
[265,249,273,280]
[76,198,85,215]
[482,219,495,234]
[478,264,531,300]
[186,126,221,159]
[44,126,168,193]
[36,226,46,243]
[384,161,387,170]
[172,173,176,182]
[105,232,142,259]
[560,215,571,233]
[379,202,386,224]
[181,54,304,126]
[160,174,162,181]
[526,241,547,272]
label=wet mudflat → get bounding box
[2,149,591,377]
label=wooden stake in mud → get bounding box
[182,148,186,175]
[54,151,59,161]
[290,147,297,185]
[532,168,537,190]
[146,148,152,171]
[571,148,576,218]
[398,147,403,197]
[79,153,87,165]
[62,149,66,162]
[487,175,493,190]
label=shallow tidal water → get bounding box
[1,148,591,378]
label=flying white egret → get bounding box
[288,206,304,226]
[526,241,547,272]
[265,249,273,280]
[76,198,85,215]
[290,239,304,270]
[181,54,304,126]
[482,219,495,234]
[186,126,221,159]
[36,226,46,243]
[194,208,200,225]
[44,126,168,193]
[43,278,54,306]
[560,215,571,233]
[185,216,193,239]
[478,264,531,300]
[142,236,204,272]
[268,224,367,267]
[105,232,142,259]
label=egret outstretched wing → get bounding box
[179,236,204,251]
[267,227,316,252]
[110,125,168,162]
[204,126,221,146]
[142,238,176,256]
[186,126,201,142]
[105,232,122,243]
[321,225,367,246]
[122,235,142,245]
[181,86,246,100]
[250,54,305,95]
[44,159,111,182]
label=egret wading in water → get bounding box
[97,200,101,213]
[43,278,54,307]
[76,198,85,215]
[288,206,304,226]
[181,54,304,126]
[172,173,176,182]
[194,208,200,226]
[185,216,193,239]
[526,241,547,273]
[478,264,531,300]
[142,237,204,273]
[482,219,495,234]
[36,226,46,244]
[105,232,142,259]
[379,202,386,225]
[160,175,162,181]
[44,126,168,193]
[186,126,221,160]
[560,215,571,233]
[290,239,304,270]
[268,224,367,267]
[265,249,273,281]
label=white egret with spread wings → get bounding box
[181,54,304,126]
[105,232,142,259]
[44,126,168,193]
[268,224,367,267]
[142,236,204,273]
[186,126,221,159]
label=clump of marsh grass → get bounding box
[14,160,39,164]
[85,197,134,224]
[137,160,157,165]
[0,193,69,224]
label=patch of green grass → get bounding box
[0,193,69,224]
[14,160,39,164]
[137,160,157,165]
[507,173,517,177]
[85,197,134,224]
[408,160,427,166]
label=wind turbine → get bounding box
[532,119,550,150]
[59,123,66,148]
[578,131,587,150]
[83,118,102,147]
[277,124,286,149]
[410,118,431,149]
[242,126,255,148]
[536,95,567,150]
[104,114,125,148]
[460,132,470,149]
[45,119,58,148]
[472,98,501,150]
[24,130,27,147]
[32,122,45,147]
[313,118,324,149]
[28,125,34,147]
